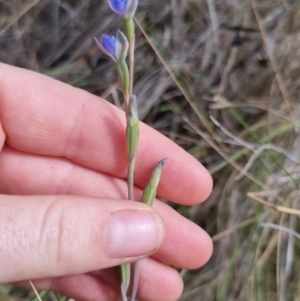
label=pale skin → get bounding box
[0,63,213,301]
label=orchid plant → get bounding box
[94,1,166,300]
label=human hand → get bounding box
[0,64,213,301]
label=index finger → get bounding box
[0,63,212,205]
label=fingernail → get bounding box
[103,211,163,258]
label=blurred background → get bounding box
[0,0,300,300]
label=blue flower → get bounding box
[94,30,128,61]
[107,0,139,19]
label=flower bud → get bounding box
[94,30,128,62]
[115,30,129,61]
[142,159,167,206]
[107,0,139,19]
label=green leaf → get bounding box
[119,262,131,297]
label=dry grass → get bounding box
[1,0,300,300]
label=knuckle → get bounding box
[42,198,80,270]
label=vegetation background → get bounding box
[0,0,300,300]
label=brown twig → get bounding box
[0,0,42,36]
[134,17,214,135]
[250,0,294,119]
[247,192,300,216]
[29,281,42,301]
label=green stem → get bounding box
[130,261,140,301]
[128,40,137,300]
[119,264,130,301]
[123,17,138,301]
[124,18,135,43]
[124,18,135,99]
[116,59,131,301]
[129,38,135,99]
[127,155,135,201]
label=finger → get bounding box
[93,258,183,301]
[0,63,212,205]
[0,121,5,151]
[0,146,213,269]
[136,258,183,301]
[17,258,183,301]
[0,195,165,283]
[16,274,120,301]
[153,201,213,269]
[0,145,129,198]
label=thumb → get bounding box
[0,195,165,283]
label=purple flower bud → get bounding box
[107,0,139,19]
[94,30,128,62]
